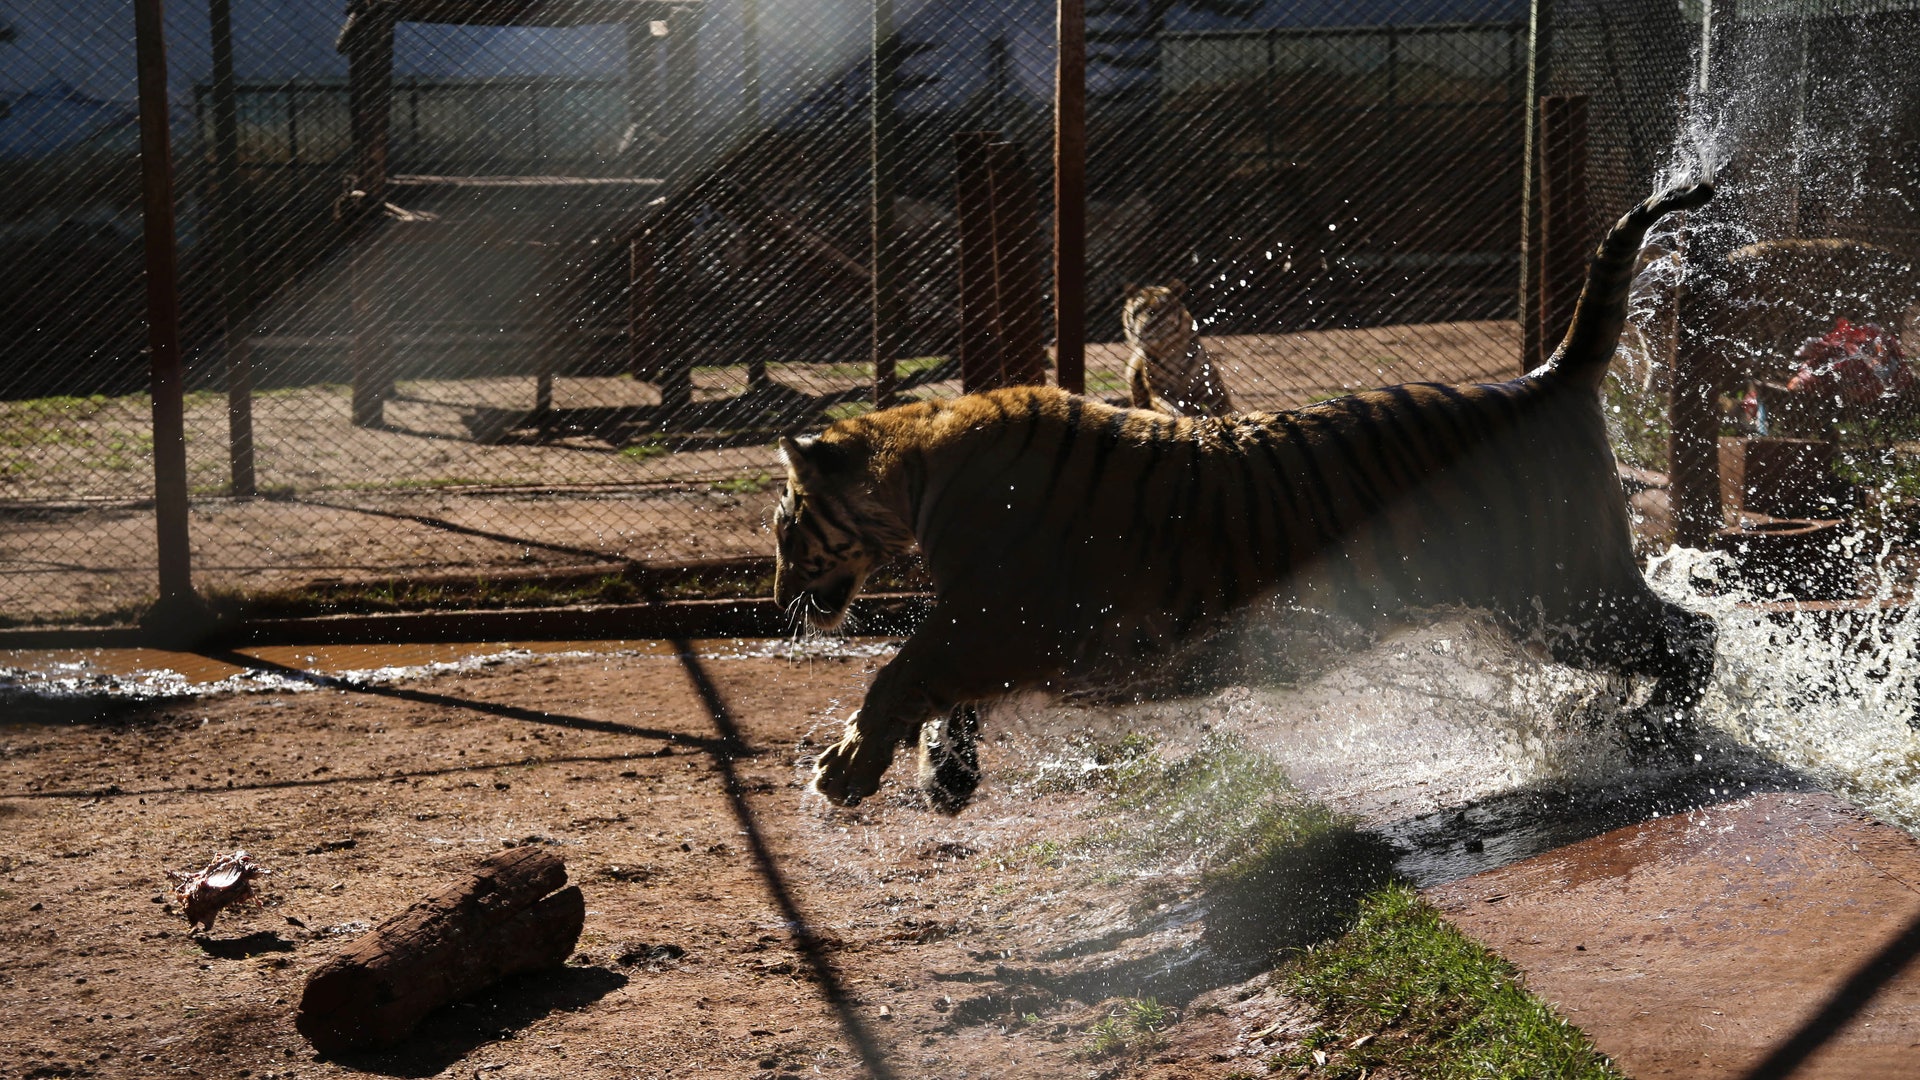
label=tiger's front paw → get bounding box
[811,720,903,807]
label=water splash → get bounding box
[1647,547,1920,831]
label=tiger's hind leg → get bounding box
[1542,590,1717,757]
[916,704,982,814]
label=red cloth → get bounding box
[1786,317,1917,410]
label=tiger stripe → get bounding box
[784,181,1719,809]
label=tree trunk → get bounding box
[296,848,584,1056]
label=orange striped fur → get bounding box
[779,182,1717,811]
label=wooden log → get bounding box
[295,848,584,1056]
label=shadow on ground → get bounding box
[327,965,630,1078]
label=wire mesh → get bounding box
[9,0,1779,628]
[1547,1,1920,559]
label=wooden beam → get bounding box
[1053,0,1086,393]
[345,11,395,211]
[1519,0,1552,373]
[134,0,194,609]
[989,140,1047,387]
[871,0,900,407]
[955,131,1001,392]
[1537,93,1591,359]
[209,0,255,497]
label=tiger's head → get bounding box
[1121,280,1193,350]
[773,432,915,631]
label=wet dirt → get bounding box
[0,643,1333,1080]
[2,618,1897,1080]
[1431,791,1920,1079]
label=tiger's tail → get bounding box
[1543,180,1715,391]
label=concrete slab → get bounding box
[1428,791,1920,1079]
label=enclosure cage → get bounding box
[4,0,1918,629]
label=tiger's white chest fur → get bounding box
[1121,282,1234,417]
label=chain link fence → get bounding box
[1543,1,1920,568]
[39,0,1905,627]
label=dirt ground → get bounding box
[1,324,1521,625]
[1,643,1349,1080]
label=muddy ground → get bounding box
[0,642,1379,1080]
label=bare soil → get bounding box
[1,324,1521,625]
[0,644,1338,1080]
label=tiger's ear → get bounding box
[778,434,817,476]
[1167,279,1187,298]
[779,434,847,483]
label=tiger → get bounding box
[777,181,1718,813]
[1122,280,1235,417]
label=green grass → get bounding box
[823,401,874,422]
[0,394,156,475]
[1604,370,1669,472]
[1077,997,1174,1060]
[619,435,671,461]
[771,354,952,382]
[1277,884,1624,1080]
[1052,733,1396,954]
[710,471,777,495]
[1084,370,1130,397]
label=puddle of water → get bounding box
[0,636,899,702]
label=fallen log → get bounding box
[295,847,584,1055]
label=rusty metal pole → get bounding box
[871,0,900,406]
[133,0,197,614]
[1053,0,1086,394]
[209,0,254,496]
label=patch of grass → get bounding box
[619,435,671,461]
[1605,369,1669,472]
[1277,883,1623,1080]
[823,401,874,422]
[1027,731,1159,794]
[1077,997,1173,1060]
[1086,734,1397,953]
[1105,733,1313,867]
[709,471,777,495]
[0,394,156,477]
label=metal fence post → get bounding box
[133,0,196,616]
[1053,0,1086,394]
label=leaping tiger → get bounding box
[777,182,1718,812]
[1121,280,1235,417]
